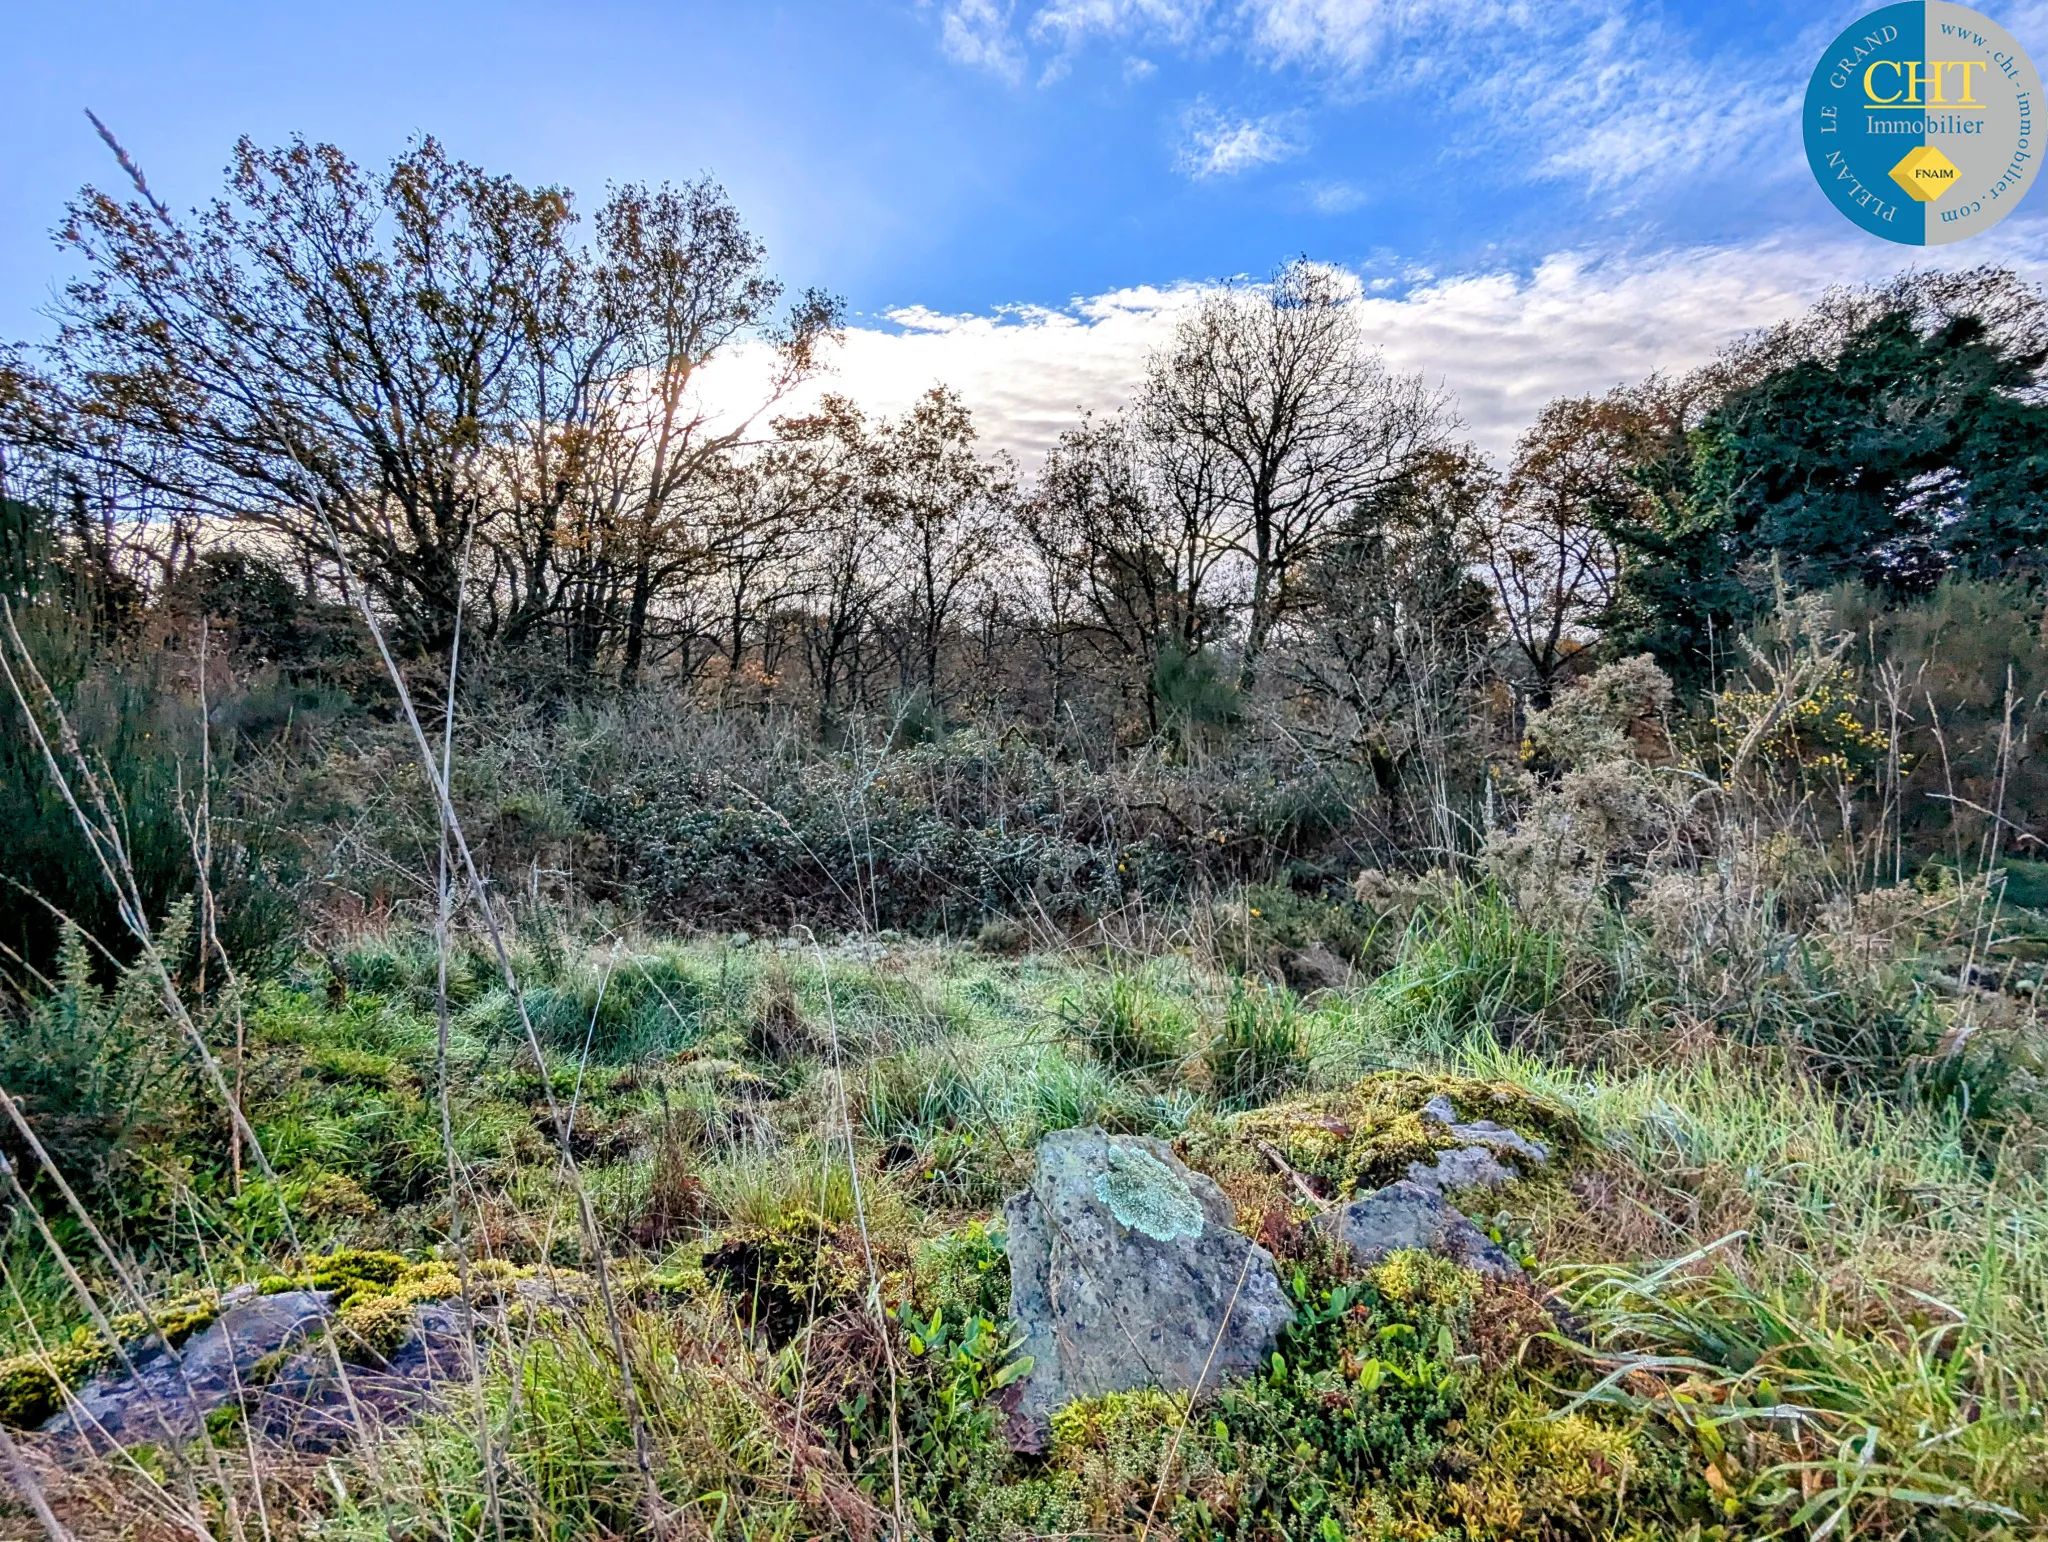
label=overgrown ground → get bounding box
[2,857,2044,1540]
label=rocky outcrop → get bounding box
[255,1298,480,1451]
[1003,1128,1292,1451]
[43,1289,334,1448]
[1404,1092,1552,1194]
[1319,1090,1551,1282]
[34,1276,565,1457]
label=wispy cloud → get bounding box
[939,0,1027,84]
[1237,0,1517,74]
[932,0,1804,200]
[1175,103,1308,178]
[1307,179,1367,213]
[1460,11,1805,195]
[1030,0,1205,49]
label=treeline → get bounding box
[2,135,2047,955]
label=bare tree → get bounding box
[1142,261,1448,686]
[1289,448,1496,830]
[773,398,895,738]
[587,179,839,684]
[1020,412,1235,734]
[54,137,586,654]
[48,143,836,671]
[872,386,1013,707]
[1482,391,1647,703]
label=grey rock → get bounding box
[1316,1180,1524,1281]
[1405,1144,1522,1195]
[38,1283,545,1457]
[1418,1094,1552,1171]
[1279,943,1349,991]
[1003,1128,1292,1451]
[257,1300,479,1451]
[44,1290,333,1446]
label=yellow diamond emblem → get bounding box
[1890,145,1960,202]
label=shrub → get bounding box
[0,923,195,1231]
[702,1210,865,1347]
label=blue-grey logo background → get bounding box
[1804,2,2041,244]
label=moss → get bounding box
[0,1335,107,1428]
[1370,1250,1476,1311]
[622,1259,710,1298]
[324,1258,465,1362]
[243,1347,295,1387]
[1046,1388,1216,1535]
[956,1470,1087,1539]
[702,1209,867,1347]
[108,1289,220,1350]
[335,1292,419,1362]
[1200,1071,1581,1204]
[0,1250,532,1428]
[1439,1390,1711,1541]
[1047,1385,1187,1458]
[291,1170,380,1222]
[0,1291,225,1429]
[203,1401,245,1442]
[300,1247,409,1304]
[255,1250,520,1365]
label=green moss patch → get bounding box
[1189,1071,1581,1206]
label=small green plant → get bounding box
[1064,963,1190,1075]
[0,922,195,1231]
[1208,979,1308,1108]
[915,1222,1011,1322]
[891,1306,1031,1535]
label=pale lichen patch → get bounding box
[1093,1143,1205,1241]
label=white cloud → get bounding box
[939,0,1027,84]
[1176,103,1308,178]
[1237,0,1520,74]
[1466,12,1806,196]
[694,222,2048,470]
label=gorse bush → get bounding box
[0,922,196,1230]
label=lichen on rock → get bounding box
[1092,1143,1204,1241]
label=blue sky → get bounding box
[5,1,2045,458]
